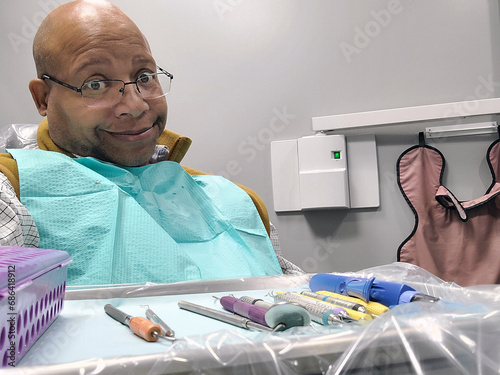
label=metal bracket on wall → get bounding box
[425,121,498,139]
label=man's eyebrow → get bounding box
[75,58,110,74]
[132,55,156,66]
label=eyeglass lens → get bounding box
[82,73,172,108]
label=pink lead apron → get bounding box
[397,132,500,286]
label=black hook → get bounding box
[418,132,426,146]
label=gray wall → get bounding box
[1,0,499,273]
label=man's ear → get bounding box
[29,78,49,117]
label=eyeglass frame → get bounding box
[41,66,173,103]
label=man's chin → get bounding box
[111,155,152,167]
[95,149,155,167]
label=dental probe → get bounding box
[142,305,176,341]
[178,300,273,332]
[104,304,161,342]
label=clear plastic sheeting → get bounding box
[0,124,39,152]
[326,264,500,374]
[4,262,500,374]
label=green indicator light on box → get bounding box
[333,151,341,159]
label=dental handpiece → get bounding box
[300,291,367,313]
[277,292,351,319]
[287,292,373,321]
[316,291,389,316]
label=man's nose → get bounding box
[114,82,149,117]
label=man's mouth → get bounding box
[104,122,159,142]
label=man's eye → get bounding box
[137,73,154,84]
[84,80,107,91]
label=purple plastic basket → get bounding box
[0,246,71,367]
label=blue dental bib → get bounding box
[9,149,281,286]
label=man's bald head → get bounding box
[33,0,149,77]
[29,0,166,167]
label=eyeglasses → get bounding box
[42,66,173,108]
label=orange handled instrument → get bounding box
[104,304,161,342]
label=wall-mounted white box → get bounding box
[270,134,379,212]
[298,135,349,209]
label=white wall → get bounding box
[1,0,499,273]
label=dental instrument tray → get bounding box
[0,246,71,367]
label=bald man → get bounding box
[0,0,302,285]
[30,0,167,167]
